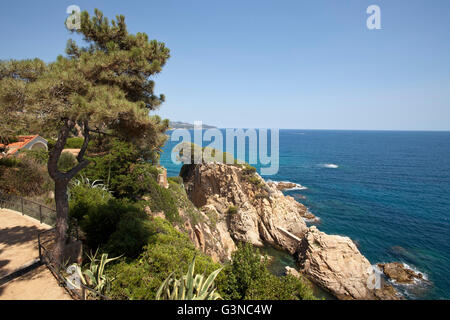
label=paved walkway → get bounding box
[0,208,71,300]
[0,265,71,300]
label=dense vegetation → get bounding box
[0,154,52,197]
[61,137,316,300]
[0,8,170,262]
[107,217,220,300]
[217,243,317,300]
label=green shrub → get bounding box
[0,135,18,145]
[105,213,154,258]
[227,206,238,215]
[83,139,141,182]
[245,273,317,300]
[175,142,238,165]
[242,164,257,175]
[65,137,85,149]
[215,242,264,300]
[111,163,160,199]
[145,178,180,223]
[255,191,269,200]
[164,180,201,225]
[78,198,146,253]
[69,183,150,257]
[168,176,183,185]
[76,139,180,221]
[0,157,20,168]
[216,243,317,300]
[82,140,162,200]
[22,149,49,165]
[48,137,91,154]
[58,152,77,172]
[69,181,113,221]
[107,218,220,300]
[241,174,264,188]
[240,163,264,188]
[0,157,53,196]
[46,138,56,151]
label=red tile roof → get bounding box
[0,135,40,155]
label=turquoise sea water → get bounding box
[160,130,450,299]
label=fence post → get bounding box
[21,198,24,215]
[38,234,42,262]
[39,205,42,224]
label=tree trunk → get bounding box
[48,120,91,265]
[53,178,70,264]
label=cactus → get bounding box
[156,257,222,300]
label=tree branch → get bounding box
[66,159,91,179]
[77,120,90,163]
[88,127,117,137]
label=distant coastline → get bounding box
[168,121,217,130]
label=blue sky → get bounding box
[1,0,449,130]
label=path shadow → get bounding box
[0,225,43,247]
[0,248,10,271]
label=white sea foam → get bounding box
[402,263,428,281]
[322,163,339,169]
[376,261,430,301]
[303,216,321,223]
[268,180,308,191]
[376,262,428,285]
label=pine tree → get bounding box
[0,9,170,263]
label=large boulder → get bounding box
[296,226,400,300]
[377,262,423,284]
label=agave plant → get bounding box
[156,257,223,300]
[71,175,110,192]
[68,175,112,201]
[66,249,122,298]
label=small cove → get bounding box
[258,243,335,300]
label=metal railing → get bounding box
[0,191,106,299]
[0,192,57,226]
[37,229,109,300]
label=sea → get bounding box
[160,129,450,300]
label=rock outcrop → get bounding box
[180,162,314,258]
[377,262,423,284]
[295,226,400,300]
[285,266,301,278]
[178,208,237,262]
[273,182,298,191]
[156,166,169,189]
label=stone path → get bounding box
[0,209,71,300]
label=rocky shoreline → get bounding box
[377,262,425,284]
[173,162,424,300]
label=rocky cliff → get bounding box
[180,162,314,260]
[176,162,402,300]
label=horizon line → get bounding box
[167,127,450,132]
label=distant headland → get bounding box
[168,121,217,130]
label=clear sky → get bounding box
[1,0,449,130]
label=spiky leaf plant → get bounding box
[156,257,222,300]
[66,248,122,298]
